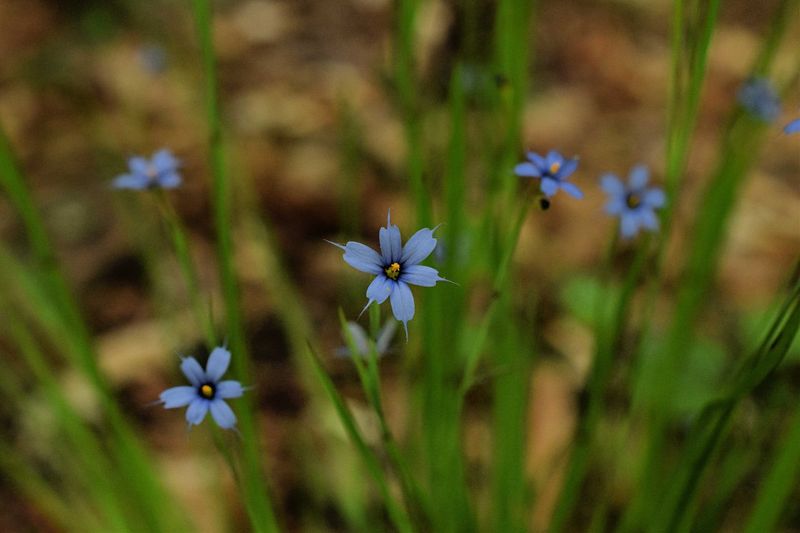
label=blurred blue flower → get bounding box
[329,211,448,339]
[112,149,182,190]
[737,78,780,122]
[784,118,800,134]
[514,150,583,199]
[335,320,397,358]
[138,44,168,75]
[601,165,666,239]
[159,346,244,429]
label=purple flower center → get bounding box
[385,262,401,280]
[625,193,642,209]
[549,162,561,175]
[199,383,216,399]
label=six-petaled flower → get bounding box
[336,320,397,359]
[737,77,780,123]
[601,165,666,239]
[328,211,448,339]
[112,149,182,190]
[159,346,244,429]
[514,150,583,199]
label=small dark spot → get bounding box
[539,197,551,211]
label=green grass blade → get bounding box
[188,0,279,529]
[305,342,415,533]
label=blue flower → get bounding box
[112,149,182,190]
[514,150,583,199]
[335,320,397,358]
[329,211,448,339]
[784,118,800,134]
[601,165,666,239]
[737,78,780,123]
[159,346,244,429]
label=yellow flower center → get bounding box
[626,193,642,209]
[549,162,561,175]
[385,262,401,280]
[200,384,215,399]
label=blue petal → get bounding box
[643,188,666,208]
[366,275,394,305]
[205,346,231,382]
[180,357,205,386]
[605,198,625,215]
[557,158,579,179]
[628,165,649,189]
[639,209,659,231]
[526,151,546,170]
[545,150,563,169]
[157,172,182,189]
[152,149,179,173]
[600,174,625,196]
[216,380,245,399]
[389,281,415,339]
[540,177,558,197]
[210,399,237,429]
[112,174,149,190]
[560,182,584,199]
[620,213,639,239]
[128,156,150,176]
[340,241,383,274]
[375,321,398,354]
[379,222,403,263]
[160,386,197,408]
[784,118,800,134]
[343,322,370,356]
[186,398,210,426]
[400,227,438,266]
[401,264,443,287]
[514,162,541,177]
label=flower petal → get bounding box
[210,400,237,429]
[400,227,438,265]
[620,213,640,239]
[540,177,558,197]
[376,321,398,354]
[643,188,666,208]
[152,149,179,173]
[185,398,210,426]
[343,322,370,356]
[605,198,625,216]
[112,174,149,190]
[560,182,584,199]
[639,209,660,231]
[160,386,197,408]
[216,380,245,399]
[205,346,232,382]
[389,281,415,339]
[128,156,150,175]
[366,275,394,305]
[157,172,182,189]
[628,165,649,189]
[784,118,800,134]
[557,158,579,179]
[600,174,625,196]
[180,357,205,386]
[526,151,546,170]
[514,162,541,177]
[401,264,443,287]
[340,242,383,274]
[379,222,403,263]
[545,150,563,169]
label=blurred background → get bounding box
[0,0,798,531]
